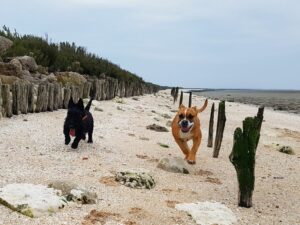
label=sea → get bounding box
[192,89,300,115]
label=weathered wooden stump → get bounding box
[213,101,226,157]
[229,106,264,208]
[207,103,215,148]
[1,84,12,117]
[179,91,183,107]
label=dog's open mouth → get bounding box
[69,129,75,137]
[181,126,191,133]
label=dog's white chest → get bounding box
[179,130,193,141]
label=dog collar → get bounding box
[82,115,88,121]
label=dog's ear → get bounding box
[197,99,208,113]
[179,104,186,109]
[192,106,198,114]
[68,97,74,108]
[77,98,84,111]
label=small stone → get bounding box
[278,146,295,155]
[161,113,171,119]
[157,157,192,174]
[146,124,168,132]
[94,107,103,112]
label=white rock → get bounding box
[175,201,237,225]
[0,183,66,217]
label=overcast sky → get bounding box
[1,0,299,89]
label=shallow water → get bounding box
[195,89,300,114]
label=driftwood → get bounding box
[213,101,226,157]
[207,103,215,148]
[229,106,264,208]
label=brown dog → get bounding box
[171,99,208,164]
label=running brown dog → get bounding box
[171,99,208,164]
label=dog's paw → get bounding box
[187,160,196,165]
[87,140,93,144]
[71,142,78,149]
[65,138,71,145]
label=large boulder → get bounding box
[9,58,22,71]
[0,183,66,218]
[0,36,13,55]
[0,62,23,77]
[45,73,57,83]
[115,170,155,189]
[55,72,87,86]
[15,56,38,72]
[157,157,192,174]
[48,181,97,204]
[175,201,237,225]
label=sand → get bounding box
[0,90,299,225]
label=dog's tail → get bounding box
[197,99,208,113]
[85,97,94,111]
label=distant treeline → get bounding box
[0,26,155,86]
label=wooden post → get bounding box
[83,82,92,98]
[63,87,71,109]
[1,84,12,117]
[188,92,192,107]
[35,84,47,113]
[47,83,54,111]
[19,83,28,114]
[0,82,2,118]
[53,83,61,110]
[207,103,215,148]
[179,91,183,107]
[213,101,226,157]
[229,107,264,208]
[256,106,264,133]
[27,84,35,113]
[12,82,20,115]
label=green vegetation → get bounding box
[0,26,153,84]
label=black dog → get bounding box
[64,97,94,149]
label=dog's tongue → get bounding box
[69,129,75,137]
[181,127,190,133]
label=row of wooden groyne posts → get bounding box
[0,77,159,118]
